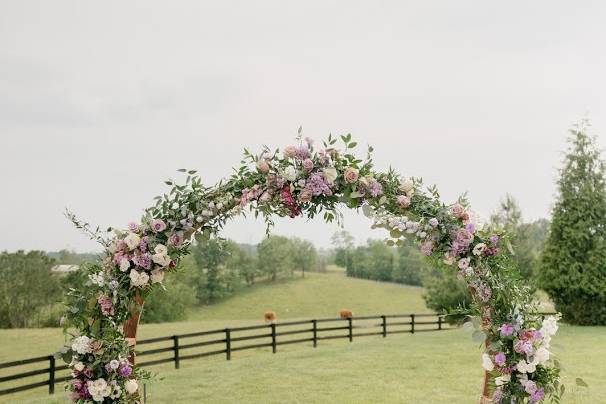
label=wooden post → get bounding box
[48,355,55,395]
[381,315,387,337]
[123,293,145,365]
[438,316,442,331]
[312,320,317,348]
[270,323,277,353]
[172,335,180,369]
[347,318,353,342]
[410,314,415,334]
[225,328,231,360]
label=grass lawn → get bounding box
[0,271,603,403]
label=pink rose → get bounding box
[151,219,167,233]
[303,159,314,172]
[299,188,313,203]
[169,232,183,247]
[450,203,466,219]
[344,167,359,184]
[397,195,411,208]
[283,145,297,158]
[257,160,270,173]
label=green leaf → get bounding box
[349,142,357,148]
[362,204,373,217]
[575,378,588,387]
[472,330,486,343]
[350,191,364,198]
[379,196,387,205]
[177,168,187,172]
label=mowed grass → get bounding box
[1,270,604,403]
[0,269,428,361]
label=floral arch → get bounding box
[63,133,561,403]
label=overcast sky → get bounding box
[1,1,606,252]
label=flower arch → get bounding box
[62,133,562,403]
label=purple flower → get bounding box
[494,352,506,366]
[119,364,132,377]
[465,223,476,234]
[514,340,534,355]
[302,158,314,172]
[420,241,434,256]
[306,173,332,196]
[295,145,310,160]
[499,323,514,337]
[490,235,499,245]
[368,179,383,198]
[169,233,184,247]
[530,388,545,402]
[151,219,167,233]
[133,253,152,270]
[492,388,503,403]
[128,222,139,232]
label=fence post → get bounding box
[410,314,415,334]
[438,315,442,331]
[381,315,387,337]
[172,335,180,369]
[225,328,231,360]
[348,318,353,342]
[48,355,55,395]
[312,320,317,348]
[271,323,277,353]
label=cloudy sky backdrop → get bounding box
[2,1,606,252]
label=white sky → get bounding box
[1,1,605,252]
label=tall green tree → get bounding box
[0,251,61,328]
[291,237,317,278]
[257,236,294,281]
[331,230,354,268]
[540,122,606,325]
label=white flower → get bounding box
[534,347,550,364]
[150,269,165,284]
[74,361,85,371]
[87,378,111,402]
[119,258,130,272]
[109,359,120,370]
[283,166,297,182]
[124,233,141,250]
[482,353,494,371]
[464,267,475,277]
[125,379,138,394]
[473,243,487,256]
[495,374,511,386]
[152,253,171,267]
[516,359,536,374]
[109,385,122,399]
[89,272,105,287]
[398,177,414,194]
[428,218,439,228]
[154,244,168,255]
[72,336,92,355]
[322,167,338,184]
[129,270,149,288]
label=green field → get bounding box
[0,270,602,403]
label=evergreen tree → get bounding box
[540,122,606,325]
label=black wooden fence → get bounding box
[0,312,555,398]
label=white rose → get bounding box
[154,244,168,255]
[119,258,130,272]
[152,253,171,267]
[399,177,414,193]
[74,361,85,371]
[534,347,550,364]
[482,353,494,371]
[124,233,141,250]
[125,379,138,394]
[72,336,92,355]
[129,270,149,288]
[322,167,338,184]
[150,269,165,284]
[284,166,297,182]
[495,374,511,386]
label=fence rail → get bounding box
[0,312,556,397]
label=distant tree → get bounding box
[393,242,427,286]
[345,239,394,281]
[191,239,239,303]
[141,274,197,323]
[540,122,606,325]
[257,236,295,281]
[0,251,61,328]
[423,271,472,323]
[291,237,317,278]
[226,243,258,285]
[331,230,354,268]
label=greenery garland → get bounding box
[61,132,562,403]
